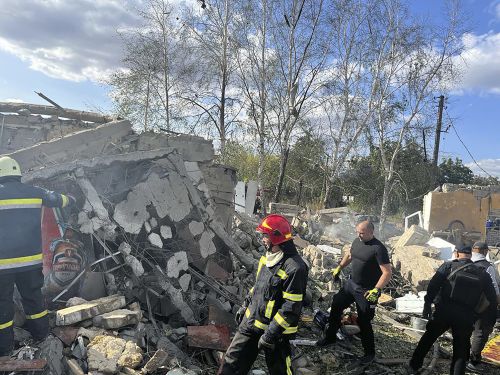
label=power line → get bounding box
[444,108,495,179]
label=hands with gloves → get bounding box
[364,287,381,303]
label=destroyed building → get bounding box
[1,103,499,375]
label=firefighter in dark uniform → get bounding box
[0,156,74,356]
[218,214,308,375]
[407,245,497,375]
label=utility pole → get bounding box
[432,95,445,167]
[422,129,427,162]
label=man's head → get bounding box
[472,241,489,255]
[456,245,472,259]
[0,156,21,178]
[356,220,374,242]
[256,214,293,253]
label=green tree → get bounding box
[438,158,474,185]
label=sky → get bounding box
[0,0,498,177]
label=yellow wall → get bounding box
[425,190,500,235]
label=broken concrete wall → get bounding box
[422,189,500,235]
[0,114,96,154]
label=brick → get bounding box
[56,294,126,326]
[187,325,231,351]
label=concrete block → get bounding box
[92,309,141,329]
[184,161,203,184]
[141,349,169,374]
[161,225,172,239]
[189,221,205,237]
[395,225,430,248]
[199,230,216,258]
[52,326,79,346]
[207,304,236,330]
[245,181,258,215]
[187,325,231,351]
[167,252,189,279]
[179,273,191,292]
[56,295,127,326]
[148,233,163,248]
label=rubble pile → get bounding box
[5,117,259,374]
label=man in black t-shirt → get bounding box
[316,221,392,366]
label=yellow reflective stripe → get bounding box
[265,300,275,319]
[277,269,288,280]
[61,195,69,207]
[274,312,290,328]
[0,321,13,330]
[26,310,48,320]
[0,198,42,210]
[256,256,266,279]
[254,320,268,330]
[0,253,43,266]
[283,326,298,334]
[283,292,303,302]
[250,287,254,294]
[245,308,250,318]
[285,233,292,239]
[286,356,292,375]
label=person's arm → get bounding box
[424,263,448,304]
[486,265,500,304]
[374,263,392,289]
[482,271,497,309]
[40,187,74,208]
[338,248,352,269]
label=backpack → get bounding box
[447,262,490,314]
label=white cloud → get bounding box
[466,159,500,177]
[3,98,25,103]
[0,0,144,82]
[453,32,500,94]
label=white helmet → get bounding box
[0,156,22,177]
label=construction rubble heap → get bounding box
[1,104,499,375]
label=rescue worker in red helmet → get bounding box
[0,156,75,356]
[218,214,309,375]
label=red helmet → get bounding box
[256,214,293,245]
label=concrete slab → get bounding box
[56,294,127,326]
[52,326,79,346]
[235,181,246,213]
[187,325,231,351]
[395,225,430,248]
[245,181,258,215]
[92,309,141,329]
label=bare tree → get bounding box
[269,0,328,202]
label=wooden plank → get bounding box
[0,358,47,372]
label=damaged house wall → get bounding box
[423,186,500,235]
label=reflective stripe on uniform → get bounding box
[277,269,288,280]
[26,310,48,320]
[254,320,268,330]
[0,253,43,270]
[61,195,69,207]
[283,292,303,302]
[274,312,298,334]
[249,287,254,294]
[286,356,293,375]
[245,308,250,318]
[0,321,13,330]
[285,233,292,239]
[0,198,42,210]
[256,256,266,279]
[265,300,275,319]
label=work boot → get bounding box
[316,335,336,347]
[466,361,484,374]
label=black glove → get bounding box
[422,303,432,320]
[258,334,275,351]
[235,306,246,324]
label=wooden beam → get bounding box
[0,358,47,372]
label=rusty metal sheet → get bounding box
[187,325,231,351]
[0,358,47,372]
